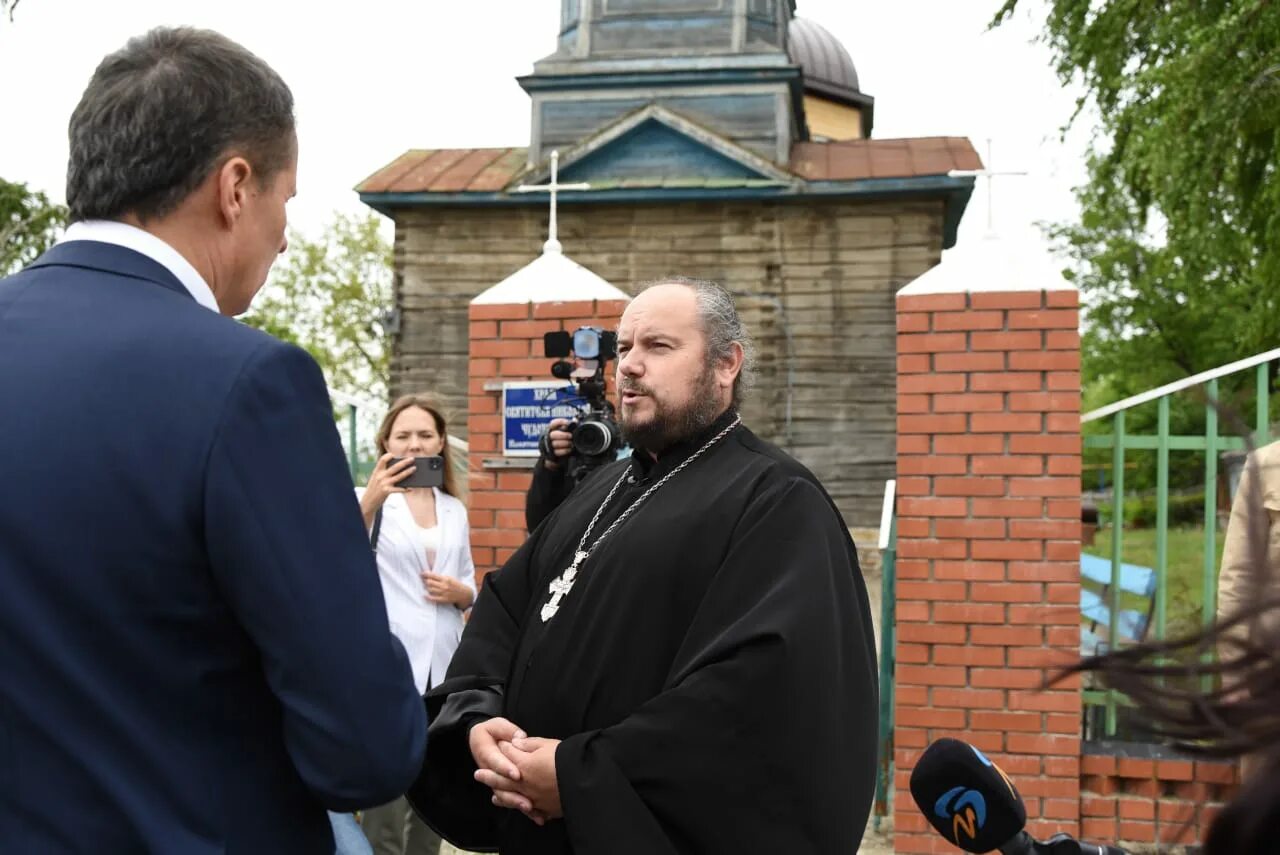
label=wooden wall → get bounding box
[529,0,794,165]
[538,91,786,162]
[390,197,945,528]
[576,0,786,55]
[803,94,864,141]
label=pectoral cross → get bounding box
[541,550,589,622]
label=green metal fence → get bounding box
[1082,348,1278,736]
[340,403,384,485]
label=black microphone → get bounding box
[909,737,1027,853]
[909,738,1130,855]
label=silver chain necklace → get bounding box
[539,415,741,622]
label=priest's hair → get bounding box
[640,276,757,408]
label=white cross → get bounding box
[541,574,575,623]
[540,550,589,622]
[948,139,1028,237]
[513,150,590,253]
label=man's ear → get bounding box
[717,341,744,389]
[216,156,254,227]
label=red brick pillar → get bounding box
[891,284,1083,852]
[466,298,628,586]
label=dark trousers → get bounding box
[361,795,442,855]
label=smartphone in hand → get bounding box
[390,456,445,489]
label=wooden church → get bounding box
[357,0,980,529]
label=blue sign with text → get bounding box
[501,381,580,456]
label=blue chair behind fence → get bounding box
[1079,552,1158,655]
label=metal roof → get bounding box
[356,148,526,195]
[355,137,981,195]
[788,17,860,94]
[790,137,980,182]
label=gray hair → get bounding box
[639,276,757,408]
[67,27,295,223]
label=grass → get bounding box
[1088,524,1226,640]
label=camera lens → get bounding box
[572,419,614,457]
[572,327,601,359]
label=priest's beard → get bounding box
[619,362,724,454]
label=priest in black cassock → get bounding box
[409,278,878,854]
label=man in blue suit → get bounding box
[0,28,426,854]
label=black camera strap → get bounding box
[369,506,384,552]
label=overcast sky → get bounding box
[0,0,1088,255]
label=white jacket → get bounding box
[356,487,477,694]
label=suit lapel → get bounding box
[28,241,194,302]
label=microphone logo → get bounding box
[971,745,1018,800]
[934,787,987,844]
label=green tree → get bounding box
[995,0,1280,412]
[242,212,394,406]
[2,178,66,275]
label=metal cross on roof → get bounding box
[948,139,1028,237]
[513,150,590,253]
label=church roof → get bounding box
[788,17,860,96]
[359,147,528,194]
[791,137,978,182]
[356,137,979,195]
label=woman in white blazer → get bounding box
[356,395,476,855]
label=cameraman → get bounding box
[525,418,576,531]
[524,328,626,530]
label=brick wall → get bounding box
[892,287,1084,853]
[1080,751,1239,848]
[466,297,628,584]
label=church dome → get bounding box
[788,17,860,96]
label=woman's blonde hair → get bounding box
[375,394,465,501]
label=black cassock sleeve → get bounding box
[406,523,545,852]
[555,476,878,855]
[524,457,573,532]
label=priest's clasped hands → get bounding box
[469,716,562,825]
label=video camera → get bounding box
[541,326,623,482]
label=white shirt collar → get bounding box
[59,220,220,313]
